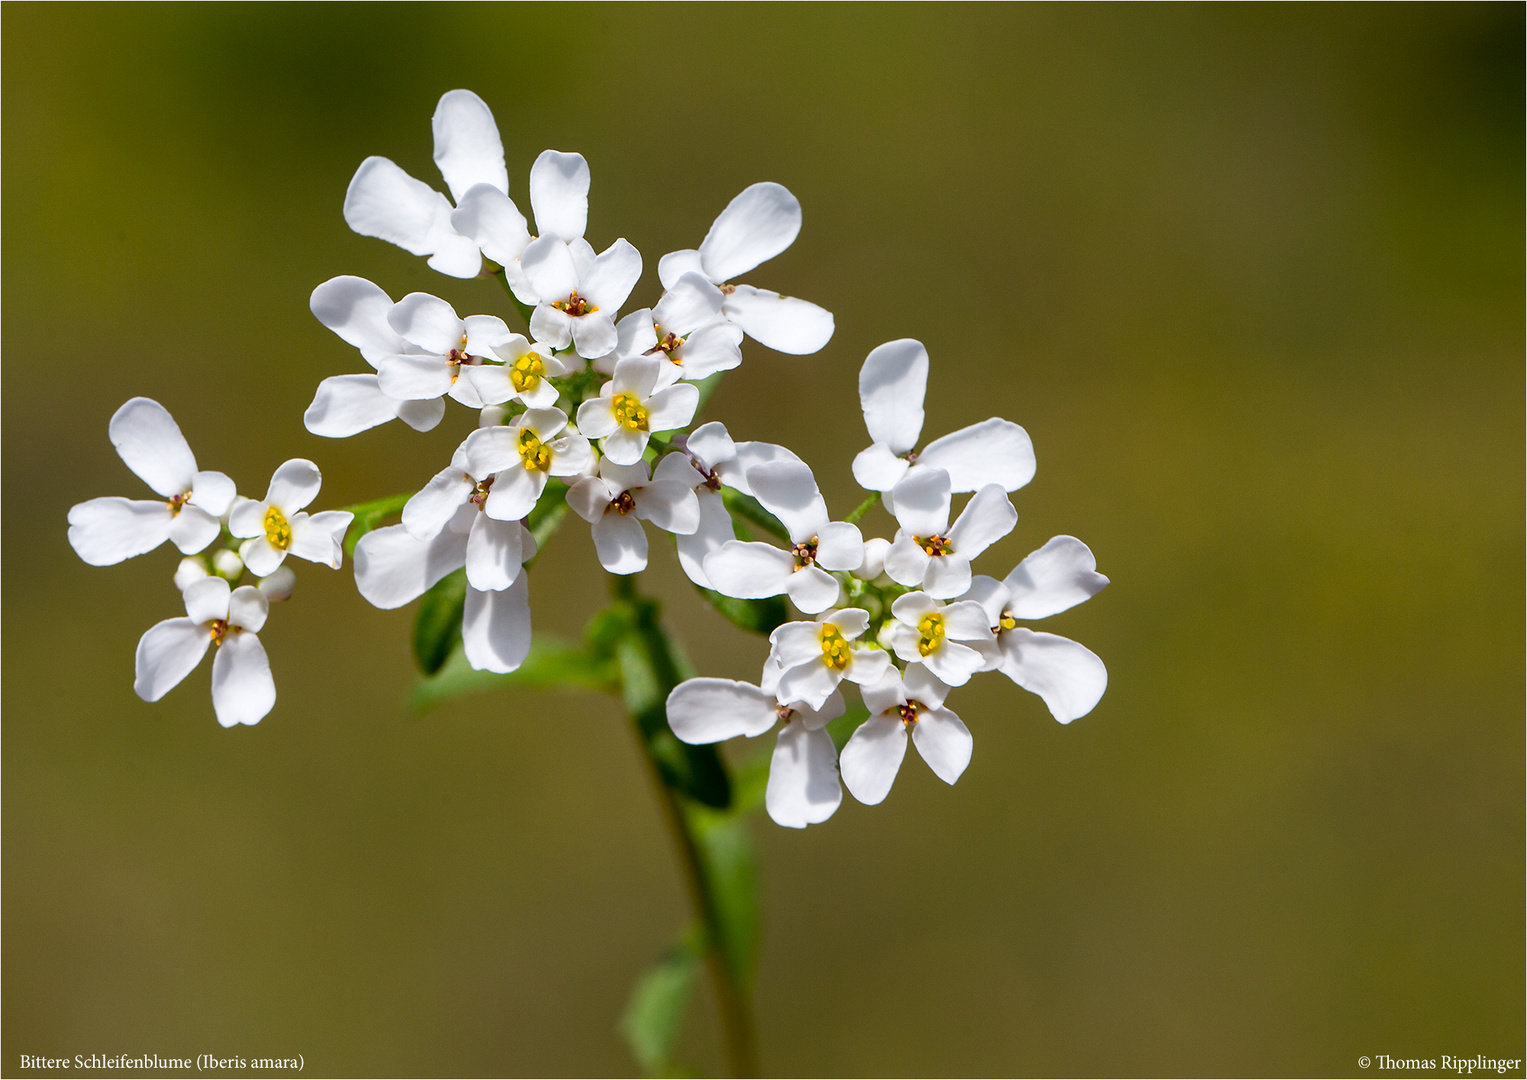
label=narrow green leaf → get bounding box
[619,927,704,1077]
[720,488,790,543]
[685,806,760,993]
[412,568,466,674]
[694,587,789,636]
[337,492,412,557]
[410,633,619,713]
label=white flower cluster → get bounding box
[67,399,353,726]
[668,339,1110,828]
[65,89,1109,818]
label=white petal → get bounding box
[184,575,232,624]
[304,375,404,437]
[239,536,285,578]
[424,231,483,279]
[666,678,778,744]
[565,476,613,524]
[189,471,235,516]
[714,440,802,497]
[353,519,470,609]
[883,533,931,588]
[859,339,928,454]
[228,585,269,632]
[581,238,643,312]
[265,459,322,513]
[466,512,525,590]
[1000,629,1108,723]
[852,443,911,492]
[960,574,1011,627]
[703,541,797,599]
[343,156,454,255]
[134,618,212,703]
[699,182,802,284]
[1003,536,1110,620]
[67,498,172,565]
[942,600,996,642]
[547,432,594,477]
[658,248,706,290]
[462,574,532,673]
[685,421,736,473]
[860,670,906,717]
[309,276,405,366]
[857,536,891,581]
[916,418,1037,493]
[902,663,950,710]
[405,465,476,541]
[921,552,973,600]
[521,236,581,302]
[529,304,573,350]
[451,183,531,268]
[592,512,649,574]
[814,521,864,572]
[770,621,828,669]
[653,451,706,488]
[387,292,462,354]
[889,468,952,536]
[463,425,520,477]
[463,315,512,358]
[766,720,842,828]
[633,481,700,535]
[175,556,210,592]
[795,690,845,731]
[528,149,590,241]
[599,425,649,467]
[377,354,454,400]
[168,505,221,555]
[839,715,907,806]
[841,647,891,686]
[575,397,618,439]
[890,588,939,625]
[911,707,972,785]
[482,465,545,522]
[211,630,276,727]
[571,311,619,360]
[256,565,296,603]
[108,397,197,497]
[673,322,743,379]
[921,639,985,687]
[645,383,699,433]
[288,511,353,569]
[676,490,735,588]
[747,460,827,542]
[432,89,507,203]
[722,285,834,355]
[948,484,1017,560]
[652,272,724,335]
[775,659,840,712]
[824,607,871,639]
[784,564,840,615]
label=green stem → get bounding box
[843,491,881,525]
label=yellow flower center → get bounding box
[552,290,597,317]
[264,506,292,550]
[916,612,946,656]
[510,352,546,393]
[916,534,953,557]
[999,614,1018,632]
[820,624,852,671]
[517,428,552,472]
[611,393,649,432]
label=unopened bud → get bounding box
[856,537,891,581]
[174,556,210,592]
[212,549,245,581]
[257,565,297,602]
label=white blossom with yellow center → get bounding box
[576,356,699,466]
[399,441,539,593]
[374,292,515,410]
[522,232,643,360]
[461,407,594,523]
[228,460,354,578]
[464,334,569,410]
[883,591,995,687]
[766,608,891,712]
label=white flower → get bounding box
[465,336,569,410]
[257,566,297,603]
[601,273,744,386]
[882,469,1017,599]
[523,234,643,360]
[839,666,971,806]
[667,660,845,829]
[343,89,507,279]
[856,537,892,581]
[452,149,593,306]
[851,339,1036,498]
[68,398,236,566]
[566,455,701,575]
[703,460,863,615]
[883,591,995,687]
[767,608,891,711]
[575,356,699,466]
[961,536,1110,722]
[134,577,275,728]
[228,460,354,577]
[657,182,834,355]
[352,509,532,674]
[462,408,594,522]
[305,276,448,437]
[374,292,516,409]
[401,442,538,592]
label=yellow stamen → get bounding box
[999,614,1018,632]
[611,392,649,432]
[610,491,636,515]
[517,428,552,472]
[209,618,229,645]
[510,352,546,393]
[916,612,945,657]
[553,291,597,317]
[916,534,953,557]
[820,624,852,671]
[264,506,292,550]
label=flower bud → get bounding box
[856,537,891,581]
[174,556,209,592]
[257,565,297,602]
[212,548,245,581]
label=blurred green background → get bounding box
[4,4,1522,1076]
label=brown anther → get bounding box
[898,703,919,726]
[790,539,819,567]
[917,533,953,557]
[610,491,637,515]
[719,284,736,295]
[209,618,229,646]
[468,475,495,507]
[553,290,597,317]
[703,471,722,492]
[167,492,190,513]
[776,703,795,723]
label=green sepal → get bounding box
[619,925,705,1077]
[412,568,466,675]
[410,633,620,713]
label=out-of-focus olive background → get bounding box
[5,5,1522,1077]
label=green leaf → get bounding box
[412,568,466,674]
[619,927,704,1077]
[410,633,619,713]
[720,488,790,543]
[685,805,760,993]
[337,492,412,557]
[825,702,871,754]
[694,587,789,636]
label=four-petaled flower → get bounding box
[68,398,236,566]
[566,455,701,575]
[883,468,1018,599]
[523,233,643,360]
[882,591,996,687]
[463,408,594,522]
[134,576,276,728]
[375,292,514,410]
[402,442,537,592]
[465,335,570,410]
[767,609,891,711]
[839,666,971,806]
[229,460,354,577]
[606,273,744,388]
[575,356,699,466]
